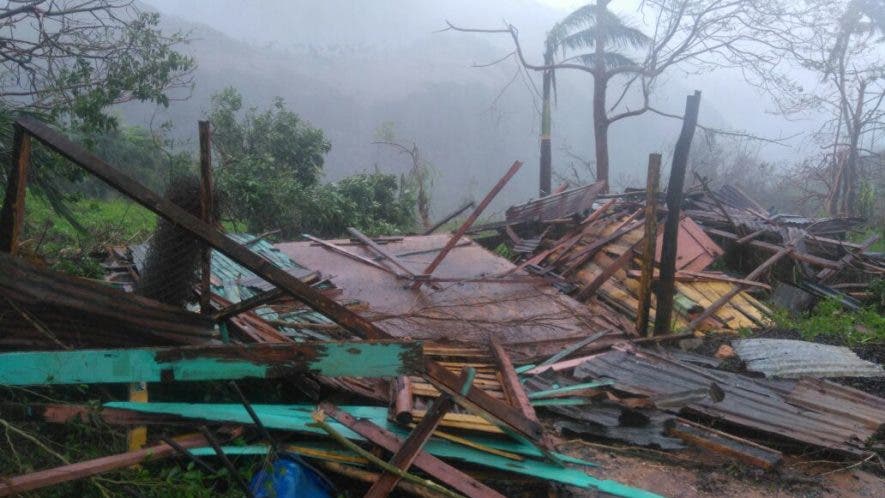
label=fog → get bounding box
[130,0,836,216]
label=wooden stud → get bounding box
[636,153,661,336]
[0,125,31,254]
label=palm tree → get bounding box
[548,0,649,189]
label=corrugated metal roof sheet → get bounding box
[574,347,881,456]
[506,181,606,224]
[732,339,884,379]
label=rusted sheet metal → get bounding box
[0,341,424,385]
[574,348,880,455]
[0,252,216,349]
[654,217,723,272]
[733,339,884,379]
[506,181,606,224]
[277,234,594,346]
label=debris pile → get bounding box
[0,117,883,497]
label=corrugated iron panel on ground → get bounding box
[574,348,880,455]
[732,339,884,379]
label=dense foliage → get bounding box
[210,88,416,237]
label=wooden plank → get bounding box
[348,226,416,277]
[489,337,538,424]
[303,234,404,277]
[536,330,609,368]
[687,247,791,331]
[366,369,472,497]
[320,402,506,498]
[0,341,424,385]
[198,120,214,315]
[816,234,879,282]
[423,358,544,443]
[14,116,390,340]
[423,200,475,235]
[210,288,285,322]
[655,91,702,335]
[668,419,782,470]
[637,154,661,336]
[412,160,522,289]
[0,434,207,496]
[0,125,31,254]
[704,227,841,269]
[574,238,643,301]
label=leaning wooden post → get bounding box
[198,121,214,315]
[636,154,661,336]
[411,160,523,290]
[0,125,32,254]
[654,91,701,336]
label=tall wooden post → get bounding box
[0,125,32,254]
[636,153,661,336]
[654,91,701,335]
[198,121,214,315]
[539,50,553,197]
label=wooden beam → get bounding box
[637,154,661,336]
[210,288,285,322]
[303,233,405,277]
[736,229,766,245]
[198,120,214,315]
[423,359,544,443]
[320,402,505,498]
[0,433,208,496]
[489,338,537,423]
[366,369,473,498]
[574,238,643,301]
[0,341,424,385]
[655,91,702,335]
[392,376,414,424]
[14,116,389,340]
[0,125,31,254]
[412,160,522,289]
[816,234,879,283]
[348,226,416,277]
[686,246,791,331]
[704,227,842,269]
[422,200,475,235]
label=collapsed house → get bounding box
[0,117,883,497]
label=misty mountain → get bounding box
[121,0,733,216]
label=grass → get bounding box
[19,192,156,277]
[772,297,885,347]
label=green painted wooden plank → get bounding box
[530,398,593,407]
[0,342,423,386]
[188,444,659,497]
[527,380,615,400]
[103,402,594,467]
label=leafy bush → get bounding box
[211,88,416,238]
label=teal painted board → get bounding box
[104,402,594,467]
[187,444,660,497]
[0,342,422,385]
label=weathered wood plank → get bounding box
[0,125,30,254]
[320,402,505,498]
[0,341,424,385]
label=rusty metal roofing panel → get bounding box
[506,181,606,224]
[573,347,880,455]
[733,339,884,379]
[783,378,885,432]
